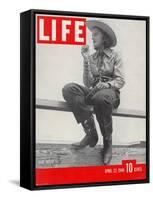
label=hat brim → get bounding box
[86,20,117,47]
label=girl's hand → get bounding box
[81,45,90,60]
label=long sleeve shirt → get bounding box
[83,48,125,90]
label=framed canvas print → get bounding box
[20,9,149,190]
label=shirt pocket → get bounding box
[105,55,115,65]
[104,57,115,73]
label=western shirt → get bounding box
[83,48,125,90]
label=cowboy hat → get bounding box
[86,20,117,47]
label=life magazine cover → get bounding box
[32,11,148,187]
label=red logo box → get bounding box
[37,15,86,45]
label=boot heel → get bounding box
[89,143,97,147]
[89,137,98,147]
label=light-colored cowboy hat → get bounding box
[86,20,117,47]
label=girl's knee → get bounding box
[62,83,76,99]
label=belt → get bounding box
[92,76,113,87]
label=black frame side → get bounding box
[20,10,35,190]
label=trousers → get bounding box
[62,83,120,137]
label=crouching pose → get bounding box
[62,20,125,165]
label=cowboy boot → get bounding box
[103,135,112,165]
[72,115,98,149]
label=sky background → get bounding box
[36,15,146,145]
